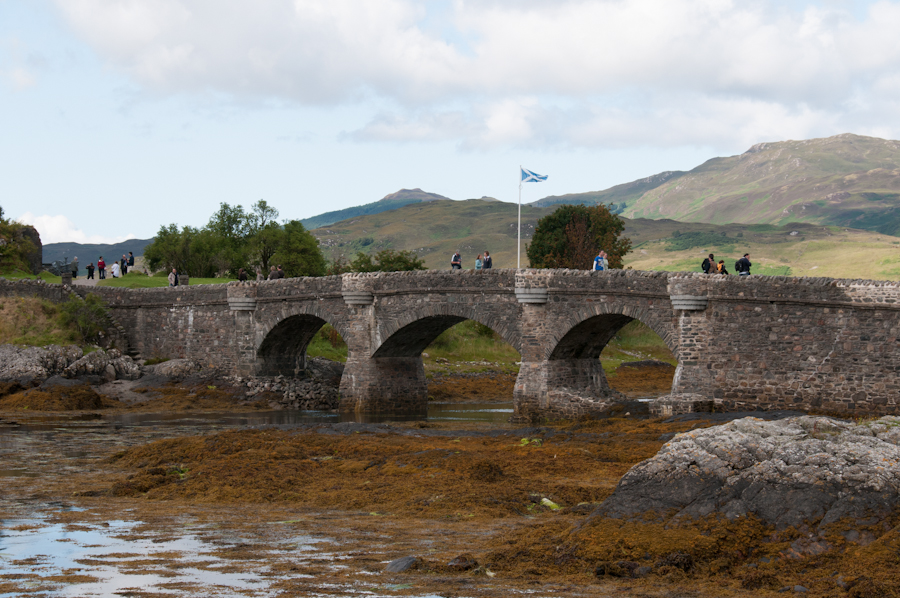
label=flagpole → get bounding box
[517,166,522,269]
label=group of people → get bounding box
[81,252,135,280]
[236,265,285,281]
[451,251,492,270]
[701,252,752,276]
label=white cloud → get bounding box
[51,0,900,149]
[8,67,36,90]
[18,213,139,245]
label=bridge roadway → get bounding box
[85,269,900,420]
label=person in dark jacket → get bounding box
[451,251,461,269]
[737,253,752,276]
[238,268,248,282]
[86,262,94,279]
[702,253,715,274]
[483,251,492,269]
[121,255,128,275]
[127,252,134,267]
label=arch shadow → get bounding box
[257,314,336,377]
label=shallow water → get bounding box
[0,403,528,597]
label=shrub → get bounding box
[60,293,109,344]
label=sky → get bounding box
[2,0,900,244]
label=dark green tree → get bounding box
[270,220,327,277]
[348,249,427,272]
[527,203,631,269]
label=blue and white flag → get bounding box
[521,167,548,183]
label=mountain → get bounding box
[532,171,683,210]
[311,198,900,280]
[313,199,553,269]
[301,188,450,230]
[42,239,153,266]
[621,134,900,234]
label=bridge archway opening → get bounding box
[550,315,677,398]
[257,314,346,377]
[373,317,521,400]
[374,317,520,362]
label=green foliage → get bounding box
[0,210,39,275]
[143,201,326,278]
[527,203,631,269]
[665,231,736,252]
[271,221,327,277]
[60,293,110,344]
[306,324,348,363]
[347,249,427,273]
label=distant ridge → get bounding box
[42,239,153,266]
[532,171,683,210]
[624,133,900,234]
[301,188,449,230]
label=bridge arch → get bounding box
[254,305,351,377]
[547,302,679,361]
[373,304,522,358]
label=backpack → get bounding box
[701,257,710,273]
[735,260,743,273]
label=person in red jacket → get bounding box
[97,257,106,280]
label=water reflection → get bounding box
[0,402,514,436]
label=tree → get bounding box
[248,200,283,272]
[527,203,631,269]
[348,249,427,272]
[270,220,327,277]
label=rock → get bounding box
[0,344,83,381]
[385,556,421,573]
[143,359,200,380]
[63,350,141,381]
[595,416,900,533]
[447,553,477,571]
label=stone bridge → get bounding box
[84,269,900,420]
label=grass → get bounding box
[626,226,900,279]
[1,270,62,284]
[97,272,235,288]
[599,321,676,375]
[0,297,78,346]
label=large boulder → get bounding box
[595,416,900,531]
[63,349,141,381]
[0,344,83,381]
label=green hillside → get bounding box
[533,170,683,210]
[314,199,554,269]
[301,188,449,230]
[312,198,900,280]
[623,134,900,234]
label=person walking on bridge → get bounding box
[483,251,492,269]
[736,253,752,276]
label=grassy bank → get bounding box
[0,296,79,346]
[1,270,62,284]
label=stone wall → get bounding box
[37,269,900,419]
[0,278,71,303]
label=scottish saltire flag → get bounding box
[521,167,548,183]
